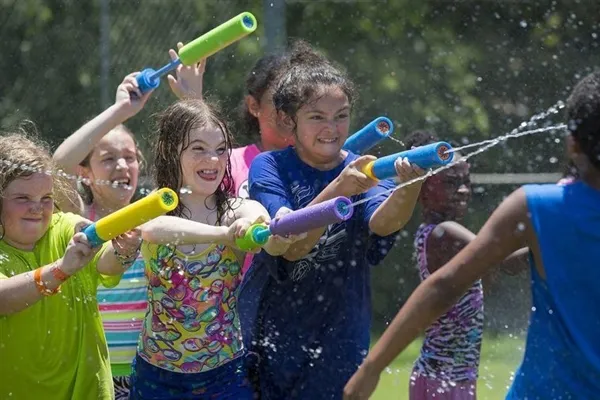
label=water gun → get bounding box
[83,188,179,247]
[362,141,454,181]
[343,117,394,155]
[136,12,257,93]
[235,196,354,251]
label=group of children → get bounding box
[0,32,599,400]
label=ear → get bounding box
[77,165,92,185]
[245,95,260,118]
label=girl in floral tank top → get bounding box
[129,99,295,399]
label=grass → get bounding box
[371,334,525,399]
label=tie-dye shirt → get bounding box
[138,242,244,374]
[412,223,484,382]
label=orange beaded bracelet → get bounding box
[50,264,70,282]
[33,267,60,296]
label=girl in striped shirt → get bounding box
[53,57,204,398]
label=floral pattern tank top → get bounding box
[138,242,244,373]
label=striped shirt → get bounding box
[97,256,147,376]
[412,223,484,382]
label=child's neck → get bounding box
[422,210,455,225]
[580,170,600,190]
[296,147,346,171]
[2,236,36,251]
[181,193,219,225]
[90,198,122,220]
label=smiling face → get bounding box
[1,173,54,250]
[421,157,472,220]
[180,125,229,197]
[81,128,140,208]
[291,85,351,168]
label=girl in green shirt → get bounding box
[0,131,141,399]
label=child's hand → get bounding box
[228,217,259,251]
[61,232,100,275]
[112,228,142,261]
[262,207,305,256]
[394,157,427,184]
[114,73,153,118]
[74,218,94,234]
[167,42,206,100]
[343,364,381,400]
[333,155,379,197]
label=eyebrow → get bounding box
[11,191,53,197]
[189,139,226,147]
[305,105,350,114]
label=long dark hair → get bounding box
[152,99,235,224]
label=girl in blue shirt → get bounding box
[239,45,425,399]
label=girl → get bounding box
[402,130,527,399]
[129,98,294,399]
[230,41,305,198]
[0,131,140,399]
[238,46,425,399]
[53,58,203,397]
[343,71,600,400]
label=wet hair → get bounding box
[272,42,356,130]
[152,99,235,223]
[79,124,145,205]
[404,130,440,150]
[239,39,319,142]
[0,123,74,221]
[566,71,600,170]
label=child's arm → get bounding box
[140,216,229,246]
[278,156,378,261]
[428,221,529,275]
[368,158,424,236]
[343,188,534,400]
[53,74,153,213]
[229,198,296,256]
[167,42,206,100]
[0,232,102,315]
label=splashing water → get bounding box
[0,101,567,199]
[350,122,567,208]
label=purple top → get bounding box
[412,223,484,382]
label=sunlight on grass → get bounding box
[370,335,525,399]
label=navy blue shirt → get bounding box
[238,147,398,399]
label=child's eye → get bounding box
[309,115,323,120]
[42,196,53,202]
[216,148,226,155]
[337,113,349,120]
[192,146,205,152]
[103,157,114,163]
[125,156,137,163]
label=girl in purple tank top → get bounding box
[405,131,528,400]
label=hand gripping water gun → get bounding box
[362,141,455,181]
[136,12,258,94]
[235,197,354,251]
[83,188,179,247]
[342,117,394,155]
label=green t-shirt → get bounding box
[0,212,119,400]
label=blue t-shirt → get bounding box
[506,182,600,399]
[238,147,398,399]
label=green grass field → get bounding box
[371,335,525,399]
